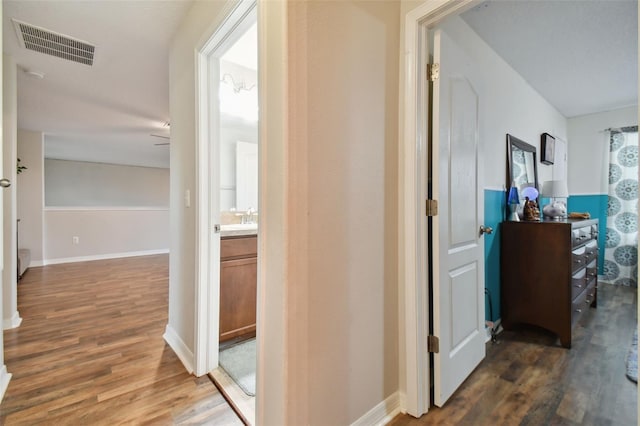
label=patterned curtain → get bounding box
[604,126,638,287]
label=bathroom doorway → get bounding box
[195,1,258,423]
[215,12,258,422]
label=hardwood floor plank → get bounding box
[0,255,242,425]
[389,283,637,426]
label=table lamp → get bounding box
[541,180,569,219]
[507,184,520,221]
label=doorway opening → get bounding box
[195,1,258,424]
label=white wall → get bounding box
[299,2,400,423]
[17,130,44,263]
[43,208,169,262]
[17,146,170,264]
[3,54,19,329]
[0,4,13,399]
[169,1,399,424]
[168,0,229,394]
[567,106,638,194]
[439,16,568,189]
[45,159,169,207]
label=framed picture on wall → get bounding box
[541,133,555,165]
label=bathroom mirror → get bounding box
[507,134,538,191]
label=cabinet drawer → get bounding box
[572,226,592,247]
[221,236,257,260]
[571,281,596,326]
[584,240,598,263]
[586,259,598,283]
[572,246,586,272]
[571,268,587,300]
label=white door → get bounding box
[431,28,486,406]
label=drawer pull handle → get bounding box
[585,299,591,304]
[575,308,582,313]
[574,259,582,264]
[574,284,583,288]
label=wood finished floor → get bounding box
[390,283,638,426]
[0,255,243,425]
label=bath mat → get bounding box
[219,338,256,396]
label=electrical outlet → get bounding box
[72,236,79,245]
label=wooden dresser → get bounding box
[220,235,257,342]
[501,219,598,348]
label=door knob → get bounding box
[479,225,493,235]
[0,178,10,188]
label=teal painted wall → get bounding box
[484,189,505,322]
[483,191,607,323]
[568,194,607,273]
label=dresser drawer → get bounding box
[571,268,587,300]
[572,226,592,247]
[584,240,598,263]
[586,259,598,283]
[572,246,586,272]
[571,281,596,326]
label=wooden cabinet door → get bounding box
[219,257,257,342]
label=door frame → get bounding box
[194,0,257,377]
[400,0,478,417]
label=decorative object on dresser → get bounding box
[521,186,540,221]
[507,183,520,221]
[541,180,569,219]
[540,133,555,165]
[501,219,598,348]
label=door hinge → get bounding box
[427,335,440,353]
[427,63,440,81]
[426,199,438,217]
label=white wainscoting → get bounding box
[43,208,169,263]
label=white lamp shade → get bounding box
[541,180,569,198]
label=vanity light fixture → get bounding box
[221,73,255,93]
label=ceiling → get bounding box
[460,0,638,118]
[3,0,194,168]
[3,1,638,169]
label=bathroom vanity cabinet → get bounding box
[220,235,257,342]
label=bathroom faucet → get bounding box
[243,207,255,224]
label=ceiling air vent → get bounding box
[12,19,95,66]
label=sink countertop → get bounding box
[220,224,258,238]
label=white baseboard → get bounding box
[163,324,194,375]
[351,392,400,426]
[3,311,22,330]
[30,260,45,267]
[0,365,11,403]
[41,249,169,266]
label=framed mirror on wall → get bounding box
[506,134,538,191]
